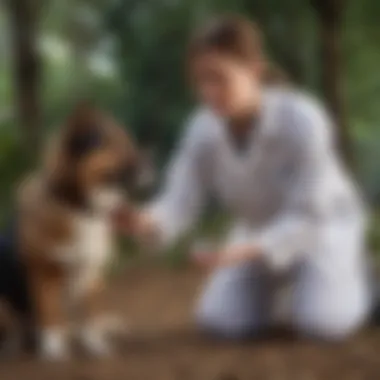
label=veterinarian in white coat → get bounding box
[133,16,371,340]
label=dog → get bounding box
[1,104,139,359]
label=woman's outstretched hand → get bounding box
[133,211,161,248]
[113,206,161,250]
[112,204,138,233]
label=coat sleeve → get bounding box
[253,96,359,271]
[146,112,211,247]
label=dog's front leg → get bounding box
[74,276,114,357]
[29,268,69,360]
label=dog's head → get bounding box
[45,104,138,214]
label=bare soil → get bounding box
[0,266,380,380]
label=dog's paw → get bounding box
[40,327,70,360]
[79,323,112,357]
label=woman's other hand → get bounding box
[191,243,262,270]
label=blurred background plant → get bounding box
[0,0,380,254]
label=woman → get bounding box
[131,15,371,340]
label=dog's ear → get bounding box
[63,103,104,159]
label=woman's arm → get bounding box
[143,111,212,248]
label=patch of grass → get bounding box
[111,211,231,272]
[164,211,231,268]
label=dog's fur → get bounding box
[3,105,138,359]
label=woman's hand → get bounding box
[191,243,262,270]
[127,210,163,251]
[133,211,161,242]
[112,206,161,247]
[112,203,138,233]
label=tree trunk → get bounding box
[312,0,351,163]
[7,0,41,154]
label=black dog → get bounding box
[0,219,36,353]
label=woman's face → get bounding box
[191,51,261,118]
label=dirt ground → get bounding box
[0,266,380,380]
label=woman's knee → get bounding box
[195,306,262,340]
[194,262,269,340]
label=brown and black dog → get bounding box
[9,105,138,359]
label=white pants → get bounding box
[196,217,372,341]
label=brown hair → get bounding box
[188,15,263,63]
[188,14,289,86]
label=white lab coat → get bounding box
[148,88,371,339]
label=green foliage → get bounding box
[0,127,31,225]
[105,0,320,161]
[0,0,379,252]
